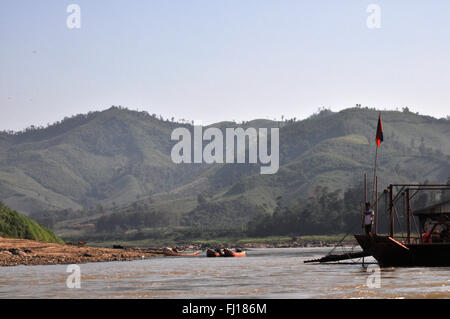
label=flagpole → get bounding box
[372,112,382,203]
[372,144,378,203]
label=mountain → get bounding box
[0,202,63,244]
[0,106,449,234]
[0,107,203,213]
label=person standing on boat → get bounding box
[363,202,375,236]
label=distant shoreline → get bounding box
[87,234,358,251]
[190,238,357,251]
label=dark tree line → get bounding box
[247,184,371,237]
[95,210,171,232]
[247,176,450,238]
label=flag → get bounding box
[375,114,383,147]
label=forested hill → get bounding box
[0,202,63,244]
[0,106,448,228]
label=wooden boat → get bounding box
[313,120,450,267]
[223,248,246,257]
[354,184,450,267]
[307,183,450,266]
[163,247,200,256]
[206,249,222,257]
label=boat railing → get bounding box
[390,236,422,244]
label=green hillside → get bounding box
[0,106,449,241]
[0,202,64,243]
[0,106,203,213]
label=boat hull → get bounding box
[163,249,201,256]
[223,249,246,257]
[206,249,221,257]
[355,235,450,267]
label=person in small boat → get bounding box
[363,202,375,236]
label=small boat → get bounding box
[206,248,222,257]
[163,247,200,256]
[223,248,246,257]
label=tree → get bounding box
[197,194,207,207]
[419,138,426,155]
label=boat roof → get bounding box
[414,199,450,216]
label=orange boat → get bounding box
[206,249,222,257]
[223,248,246,257]
[163,247,201,256]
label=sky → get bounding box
[1,0,449,131]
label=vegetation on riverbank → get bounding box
[0,203,64,244]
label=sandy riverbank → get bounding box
[0,236,358,267]
[0,237,164,267]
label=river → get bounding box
[0,248,449,298]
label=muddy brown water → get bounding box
[0,248,449,298]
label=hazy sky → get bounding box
[1,1,449,131]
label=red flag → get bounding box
[375,114,383,147]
